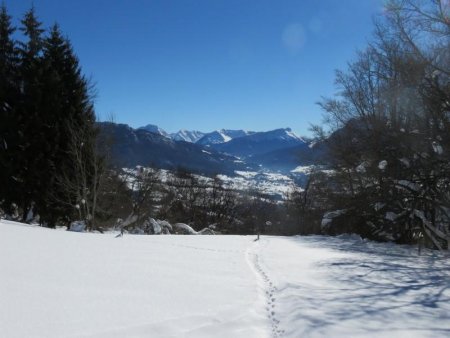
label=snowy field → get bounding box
[1,220,450,338]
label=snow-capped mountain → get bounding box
[196,129,254,146]
[98,123,257,175]
[210,128,308,158]
[138,124,169,138]
[126,123,316,173]
[170,130,205,143]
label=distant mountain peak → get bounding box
[196,129,254,146]
[138,124,169,138]
[207,127,308,159]
[171,129,205,143]
[137,123,305,147]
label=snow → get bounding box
[218,130,232,143]
[171,129,205,143]
[173,222,197,234]
[69,220,86,232]
[0,220,264,338]
[432,142,443,155]
[396,179,421,192]
[290,165,313,174]
[291,165,335,177]
[1,220,450,337]
[356,161,368,173]
[399,157,410,167]
[378,160,388,170]
[218,171,297,199]
[284,129,304,142]
[321,209,347,229]
[234,170,259,178]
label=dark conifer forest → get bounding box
[0,6,99,227]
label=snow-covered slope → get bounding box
[0,220,265,338]
[2,220,449,338]
[170,129,205,143]
[218,171,297,200]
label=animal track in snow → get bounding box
[247,243,285,338]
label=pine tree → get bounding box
[0,5,102,227]
[40,24,99,226]
[16,6,45,220]
[0,4,19,214]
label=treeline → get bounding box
[101,167,296,235]
[0,6,100,227]
[295,0,450,248]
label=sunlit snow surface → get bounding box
[1,220,450,338]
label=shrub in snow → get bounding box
[130,228,145,235]
[25,205,35,224]
[173,223,197,235]
[69,221,86,232]
[4,203,20,221]
[356,161,368,173]
[321,209,380,239]
[198,228,215,235]
[149,218,162,234]
[156,220,172,232]
[432,141,443,155]
[321,209,347,231]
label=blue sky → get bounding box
[6,0,383,136]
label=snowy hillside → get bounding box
[219,171,297,199]
[1,220,449,338]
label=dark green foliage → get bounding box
[0,4,19,213]
[0,6,99,227]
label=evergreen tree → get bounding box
[40,24,99,226]
[0,4,19,213]
[16,6,45,220]
[0,5,102,227]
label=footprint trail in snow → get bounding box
[247,240,285,338]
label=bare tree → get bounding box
[315,0,450,248]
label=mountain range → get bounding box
[100,122,318,176]
[138,124,256,145]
